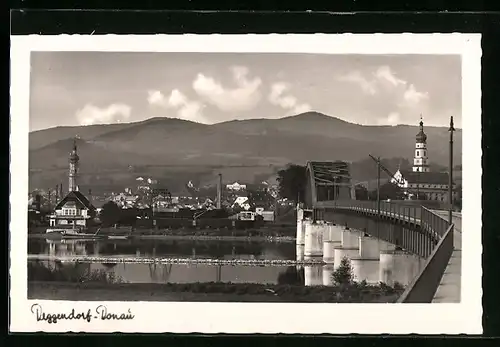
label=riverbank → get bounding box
[28,233,295,243]
[28,281,404,303]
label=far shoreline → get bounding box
[28,233,296,243]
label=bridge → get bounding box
[301,161,459,303]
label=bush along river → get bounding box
[27,238,418,302]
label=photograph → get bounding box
[10,34,482,334]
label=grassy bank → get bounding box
[28,281,404,303]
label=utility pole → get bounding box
[47,188,51,212]
[448,116,455,224]
[217,173,222,209]
[417,170,420,200]
[377,156,381,217]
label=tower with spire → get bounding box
[68,138,80,192]
[412,115,430,173]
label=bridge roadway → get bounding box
[430,211,462,303]
[313,201,460,303]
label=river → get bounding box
[28,236,426,287]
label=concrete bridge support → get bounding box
[351,258,380,284]
[304,222,324,257]
[296,244,305,262]
[323,239,336,264]
[341,227,360,248]
[296,219,306,247]
[304,258,323,286]
[322,264,335,286]
[379,250,418,286]
[49,242,56,256]
[358,234,381,259]
[332,227,361,270]
[328,224,343,243]
[333,246,360,270]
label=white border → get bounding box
[10,34,482,334]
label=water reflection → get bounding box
[29,238,295,260]
[28,236,425,286]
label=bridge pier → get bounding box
[323,240,336,264]
[327,224,343,243]
[379,250,418,286]
[341,227,360,248]
[304,222,324,257]
[304,257,323,286]
[358,234,381,259]
[351,258,380,284]
[296,244,305,262]
[296,219,306,247]
[323,223,341,264]
[322,264,335,286]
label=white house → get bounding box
[391,169,455,202]
[49,191,96,228]
[226,182,247,191]
[232,196,252,210]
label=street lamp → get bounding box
[377,156,381,217]
[448,116,455,224]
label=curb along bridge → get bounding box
[301,161,458,303]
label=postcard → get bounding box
[10,33,482,334]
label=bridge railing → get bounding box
[317,199,451,258]
[318,200,422,224]
[397,223,455,303]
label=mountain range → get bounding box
[28,112,462,193]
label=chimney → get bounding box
[217,173,222,209]
[59,183,63,198]
[88,188,92,202]
[55,184,59,203]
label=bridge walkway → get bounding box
[430,211,462,303]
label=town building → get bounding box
[48,139,96,229]
[391,117,456,202]
[226,182,247,191]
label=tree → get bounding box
[100,201,121,227]
[354,185,369,200]
[276,164,307,203]
[368,182,405,201]
[331,257,354,286]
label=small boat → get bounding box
[107,235,129,240]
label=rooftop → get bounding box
[400,170,450,185]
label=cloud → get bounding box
[76,103,132,126]
[374,66,407,87]
[338,66,427,105]
[404,84,429,104]
[148,89,205,123]
[269,82,312,116]
[192,66,262,112]
[337,71,377,95]
[378,112,401,126]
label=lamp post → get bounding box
[448,116,455,225]
[377,156,381,217]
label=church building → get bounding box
[48,139,96,229]
[391,117,456,202]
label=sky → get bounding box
[29,52,462,131]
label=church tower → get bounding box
[68,138,80,192]
[412,116,430,172]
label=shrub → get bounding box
[331,257,354,286]
[393,281,405,291]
